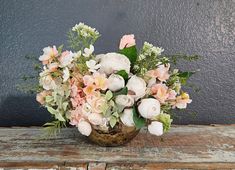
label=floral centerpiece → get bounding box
[35,23,198,146]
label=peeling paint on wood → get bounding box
[0,125,234,169]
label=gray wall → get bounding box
[0,0,234,126]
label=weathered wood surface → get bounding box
[0,125,234,169]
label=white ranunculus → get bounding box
[60,51,74,67]
[120,108,135,127]
[77,120,92,136]
[126,75,146,100]
[115,95,134,107]
[99,52,131,75]
[107,74,125,91]
[88,113,103,125]
[62,67,70,82]
[138,98,161,119]
[148,121,163,136]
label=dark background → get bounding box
[0,0,234,126]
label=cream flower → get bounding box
[126,75,146,100]
[62,67,70,82]
[148,121,163,136]
[88,113,103,125]
[39,70,57,90]
[99,53,131,75]
[173,92,192,109]
[59,51,74,67]
[119,34,136,49]
[86,59,101,72]
[87,95,106,114]
[115,95,134,107]
[93,72,108,90]
[83,45,94,57]
[138,98,161,119]
[39,46,58,65]
[77,120,92,136]
[107,74,125,92]
[120,108,135,127]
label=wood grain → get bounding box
[0,125,234,169]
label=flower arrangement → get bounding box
[35,23,199,140]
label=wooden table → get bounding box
[0,125,234,170]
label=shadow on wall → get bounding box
[0,96,52,127]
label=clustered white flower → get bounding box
[72,22,99,38]
[142,42,164,57]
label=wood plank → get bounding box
[0,125,234,168]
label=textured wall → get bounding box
[0,0,234,126]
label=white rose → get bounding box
[99,53,131,75]
[88,113,103,125]
[77,120,92,136]
[138,98,161,119]
[148,121,163,136]
[120,108,135,127]
[39,70,57,90]
[126,75,146,100]
[107,74,125,91]
[115,95,134,107]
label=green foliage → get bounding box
[164,53,201,65]
[158,113,173,132]
[132,106,146,129]
[116,70,129,80]
[119,46,137,65]
[41,120,66,139]
[178,71,195,85]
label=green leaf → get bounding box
[132,106,146,129]
[116,70,128,80]
[178,71,195,78]
[57,44,64,54]
[45,96,54,103]
[55,112,66,122]
[47,106,58,115]
[112,111,119,118]
[113,87,128,97]
[105,90,113,101]
[62,102,68,111]
[110,116,117,128]
[119,46,137,64]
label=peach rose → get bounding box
[119,34,136,49]
[69,107,83,126]
[93,72,108,90]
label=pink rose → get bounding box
[69,107,83,126]
[119,34,136,49]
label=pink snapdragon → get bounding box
[147,64,170,82]
[39,46,58,65]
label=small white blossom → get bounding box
[86,59,101,72]
[62,67,70,82]
[83,45,94,57]
[72,22,99,38]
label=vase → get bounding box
[88,123,140,147]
